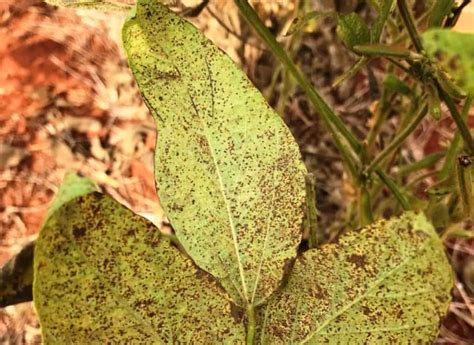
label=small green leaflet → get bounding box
[34,185,245,343]
[257,212,452,344]
[122,0,307,307]
[422,29,474,95]
[336,12,371,49]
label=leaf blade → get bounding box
[34,192,245,344]
[258,212,452,344]
[122,0,307,306]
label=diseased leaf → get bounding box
[45,0,131,10]
[422,29,474,95]
[122,0,307,307]
[258,212,452,344]
[46,172,97,218]
[34,192,245,344]
[1,173,95,308]
[336,12,371,50]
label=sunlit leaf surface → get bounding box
[122,0,307,306]
[258,212,452,344]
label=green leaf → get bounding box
[369,0,394,42]
[428,0,454,27]
[337,12,371,50]
[46,172,97,218]
[44,0,131,10]
[34,192,245,343]
[122,0,307,307]
[383,73,411,95]
[258,212,452,344]
[286,11,336,36]
[422,29,474,95]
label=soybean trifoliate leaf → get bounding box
[336,12,371,50]
[34,192,245,344]
[258,212,452,344]
[122,0,307,307]
[422,29,474,95]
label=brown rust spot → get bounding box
[230,303,244,323]
[72,226,86,239]
[347,254,367,268]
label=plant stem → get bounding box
[305,173,319,248]
[332,57,368,88]
[456,156,473,219]
[246,304,256,345]
[439,95,473,179]
[234,0,363,157]
[398,152,444,176]
[235,0,410,209]
[438,88,474,155]
[376,170,411,210]
[397,0,423,52]
[366,104,428,174]
[359,186,374,227]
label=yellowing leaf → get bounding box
[122,0,307,307]
[258,212,452,344]
[46,172,97,218]
[34,191,245,343]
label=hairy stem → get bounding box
[376,170,411,210]
[366,104,428,174]
[397,0,423,52]
[235,0,410,209]
[246,304,256,345]
[234,0,363,157]
[439,95,473,179]
[438,88,474,155]
[359,186,374,227]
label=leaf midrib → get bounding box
[185,56,249,303]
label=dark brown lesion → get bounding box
[346,253,367,268]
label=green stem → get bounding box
[376,170,411,210]
[359,186,374,227]
[439,95,473,179]
[332,57,369,88]
[398,152,445,176]
[456,157,473,219]
[235,0,409,209]
[246,304,256,345]
[305,173,320,248]
[234,0,363,157]
[438,88,474,155]
[397,0,423,52]
[366,104,428,174]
